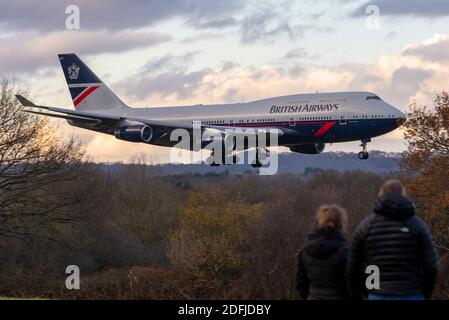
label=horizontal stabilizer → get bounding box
[15,95,39,108]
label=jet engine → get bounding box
[289,143,325,154]
[114,125,153,143]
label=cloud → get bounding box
[120,69,212,101]
[179,33,223,44]
[182,0,245,29]
[140,52,201,74]
[0,31,171,73]
[384,31,397,40]
[115,33,449,111]
[403,34,449,64]
[0,0,245,32]
[352,0,449,17]
[240,7,303,44]
[340,35,443,107]
[187,17,239,29]
[283,48,310,60]
[238,1,333,44]
[116,52,212,101]
[390,67,434,99]
[116,55,353,107]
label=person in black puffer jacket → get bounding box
[296,205,350,300]
[347,179,438,300]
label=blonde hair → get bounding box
[379,179,405,197]
[316,205,348,231]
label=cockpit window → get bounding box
[366,95,381,101]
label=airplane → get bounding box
[16,53,406,167]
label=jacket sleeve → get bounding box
[415,219,438,299]
[346,216,372,300]
[296,251,310,300]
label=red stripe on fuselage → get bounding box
[314,121,336,137]
[73,86,99,107]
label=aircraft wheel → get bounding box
[358,151,369,160]
[251,161,262,168]
[251,149,263,167]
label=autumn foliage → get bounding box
[401,92,449,251]
[168,191,261,298]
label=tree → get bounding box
[401,92,449,251]
[0,80,90,240]
[168,190,261,298]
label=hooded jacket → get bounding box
[346,193,438,299]
[296,228,350,300]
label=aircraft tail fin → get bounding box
[58,53,129,111]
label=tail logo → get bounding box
[68,63,80,80]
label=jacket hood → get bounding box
[304,228,347,258]
[374,193,416,220]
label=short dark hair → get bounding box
[379,179,405,196]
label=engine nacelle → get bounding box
[114,125,153,143]
[289,143,325,154]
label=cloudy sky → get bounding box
[1,0,449,163]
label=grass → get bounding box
[0,296,48,300]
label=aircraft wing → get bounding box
[16,95,284,148]
[16,95,196,129]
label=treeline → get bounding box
[0,166,447,299]
[0,165,447,299]
[0,167,382,298]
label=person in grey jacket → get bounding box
[347,179,438,300]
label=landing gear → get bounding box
[207,147,237,166]
[207,149,221,166]
[358,151,369,160]
[251,148,268,168]
[358,138,370,160]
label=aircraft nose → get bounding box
[395,109,406,127]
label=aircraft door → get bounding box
[339,113,347,125]
[289,117,295,126]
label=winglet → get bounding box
[15,95,36,107]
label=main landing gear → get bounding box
[208,148,268,167]
[207,148,237,166]
[358,138,370,160]
[251,148,269,168]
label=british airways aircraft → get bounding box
[16,54,406,166]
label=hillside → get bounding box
[100,150,401,175]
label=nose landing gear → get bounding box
[358,138,370,160]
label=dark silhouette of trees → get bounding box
[0,80,89,240]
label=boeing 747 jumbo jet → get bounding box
[16,54,406,166]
